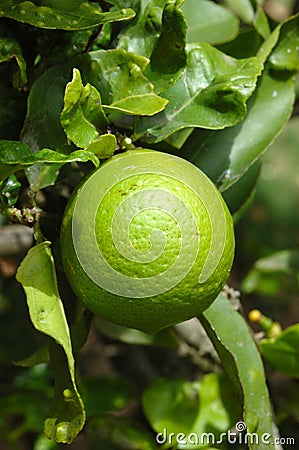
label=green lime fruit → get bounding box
[60,149,234,334]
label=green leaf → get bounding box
[180,15,299,192]
[117,1,163,58]
[182,66,296,192]
[21,49,167,151]
[134,43,263,143]
[253,6,271,40]
[85,134,117,159]
[0,174,21,206]
[242,250,299,295]
[21,60,76,151]
[182,0,239,45]
[254,250,299,275]
[142,373,241,447]
[217,28,263,59]
[145,0,187,93]
[223,0,254,24]
[0,391,48,435]
[190,373,241,444]
[60,68,108,148]
[142,378,200,436]
[222,160,261,215]
[0,1,135,30]
[34,434,57,450]
[267,14,299,72]
[260,324,299,378]
[85,49,151,103]
[0,29,27,85]
[257,13,299,67]
[16,242,86,443]
[14,345,50,367]
[109,0,141,9]
[25,163,65,193]
[199,293,274,450]
[95,317,179,348]
[26,149,99,191]
[104,93,168,116]
[0,140,99,183]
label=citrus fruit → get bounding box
[60,149,235,334]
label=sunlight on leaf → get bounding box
[182,0,239,44]
[85,134,117,159]
[200,293,274,450]
[16,242,86,443]
[61,68,108,148]
[182,15,299,192]
[135,43,262,143]
[0,0,135,30]
[0,140,99,183]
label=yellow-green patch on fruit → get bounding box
[60,149,234,334]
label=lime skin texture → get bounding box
[60,149,235,334]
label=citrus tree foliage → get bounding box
[0,0,299,448]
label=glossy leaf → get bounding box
[0,140,99,183]
[85,134,117,159]
[84,49,151,103]
[21,60,76,151]
[0,174,21,206]
[21,49,168,152]
[260,324,299,378]
[26,163,66,193]
[117,1,163,57]
[0,30,27,85]
[182,0,239,44]
[200,293,274,449]
[78,48,167,117]
[222,160,261,215]
[25,149,99,191]
[104,93,168,116]
[60,68,108,148]
[267,14,299,72]
[0,1,135,30]
[134,43,262,143]
[182,65,296,192]
[145,0,187,93]
[16,242,86,443]
[181,15,299,192]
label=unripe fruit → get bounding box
[60,149,234,334]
